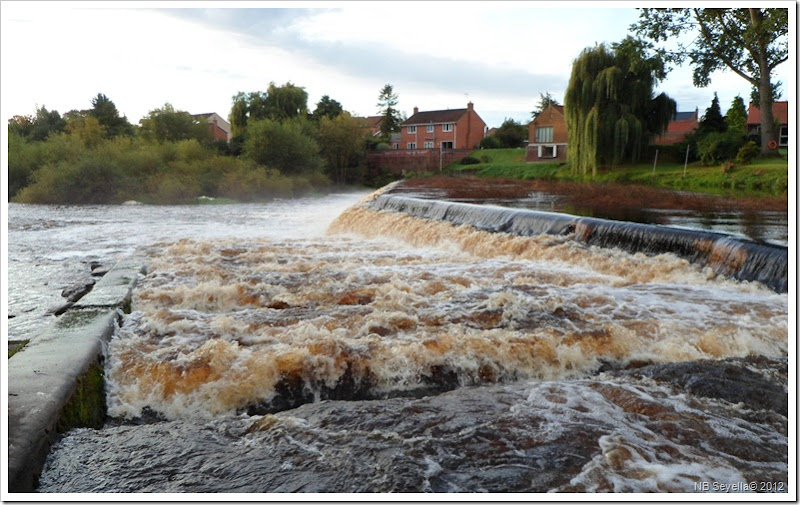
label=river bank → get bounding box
[442,148,789,198]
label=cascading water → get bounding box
[32,189,789,494]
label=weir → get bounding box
[368,194,788,293]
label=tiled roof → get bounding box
[747,101,789,125]
[673,111,696,121]
[402,108,468,125]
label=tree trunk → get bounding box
[750,8,778,156]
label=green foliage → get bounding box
[89,93,134,138]
[243,117,324,175]
[696,130,747,165]
[8,106,67,141]
[460,156,480,165]
[376,84,402,139]
[264,82,309,121]
[725,95,748,133]
[479,136,503,149]
[316,112,368,184]
[735,140,761,165]
[139,103,213,144]
[564,37,675,176]
[494,118,528,148]
[698,93,726,135]
[311,95,344,122]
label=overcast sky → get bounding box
[1,1,794,129]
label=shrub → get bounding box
[479,136,503,149]
[696,130,747,166]
[735,141,760,165]
[460,156,481,165]
[15,154,123,204]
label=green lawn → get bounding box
[444,148,789,198]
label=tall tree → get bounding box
[376,84,401,140]
[698,92,727,135]
[725,95,748,133]
[633,8,789,154]
[264,82,308,121]
[311,95,344,122]
[89,93,134,138]
[317,112,368,184]
[530,92,561,122]
[564,37,675,176]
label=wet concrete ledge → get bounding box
[6,256,145,493]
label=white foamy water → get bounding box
[12,190,788,494]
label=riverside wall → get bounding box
[6,257,146,494]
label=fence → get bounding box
[366,148,474,175]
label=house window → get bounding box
[407,126,416,134]
[443,123,453,132]
[535,126,554,143]
[424,141,434,148]
[407,142,417,149]
[779,125,788,146]
[441,141,454,149]
[393,143,399,150]
[538,145,557,158]
[427,125,434,133]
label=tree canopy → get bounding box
[311,95,344,122]
[698,93,726,135]
[725,95,747,134]
[494,118,528,148]
[139,103,212,144]
[564,37,676,176]
[89,93,134,138]
[632,8,788,154]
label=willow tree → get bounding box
[564,37,676,176]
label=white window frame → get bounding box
[393,143,399,150]
[535,126,554,143]
[427,125,434,133]
[441,141,454,149]
[407,142,417,149]
[538,145,557,158]
[424,141,434,148]
[407,125,416,134]
[442,123,453,132]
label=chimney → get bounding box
[467,102,473,111]
[413,106,419,115]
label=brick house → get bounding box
[398,102,486,150]
[357,116,383,137]
[747,101,789,147]
[653,110,699,145]
[526,104,567,162]
[192,113,231,142]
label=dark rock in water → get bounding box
[9,314,16,319]
[91,266,110,277]
[61,280,95,302]
[618,357,788,416]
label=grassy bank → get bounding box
[445,148,789,198]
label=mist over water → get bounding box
[11,189,787,494]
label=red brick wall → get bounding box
[367,149,474,175]
[528,105,568,144]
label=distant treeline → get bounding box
[8,87,384,204]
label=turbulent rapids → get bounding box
[38,190,789,493]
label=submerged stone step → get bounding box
[6,257,145,493]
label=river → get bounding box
[5,188,789,494]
